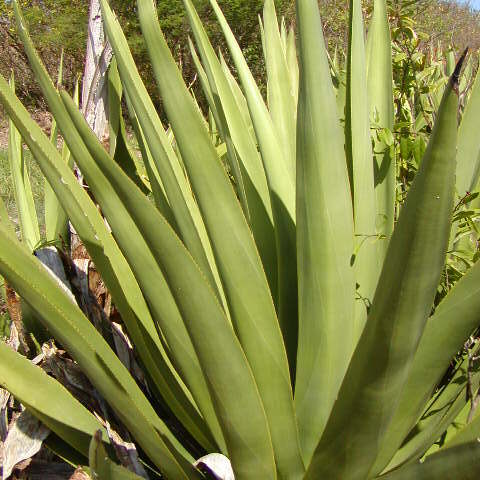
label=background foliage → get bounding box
[0,0,479,109]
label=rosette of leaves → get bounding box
[1,0,480,479]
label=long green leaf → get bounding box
[263,0,296,177]
[371,255,480,475]
[0,338,107,457]
[0,226,198,479]
[294,0,356,466]
[185,9,277,313]
[45,49,70,246]
[456,62,480,195]
[7,73,40,251]
[62,90,278,480]
[208,0,298,364]
[306,51,461,480]
[384,356,480,473]
[345,0,379,335]
[366,0,395,258]
[107,1,303,476]
[380,442,480,480]
[135,0,303,477]
[11,2,222,455]
[61,89,225,455]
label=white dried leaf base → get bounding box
[194,453,235,480]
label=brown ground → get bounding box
[0,111,53,150]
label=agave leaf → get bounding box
[4,18,217,458]
[456,63,480,196]
[186,37,251,226]
[306,51,461,480]
[0,195,17,239]
[263,0,296,176]
[442,403,480,449]
[208,0,298,365]
[45,49,70,246]
[0,227,198,479]
[11,2,222,454]
[366,0,395,257]
[371,255,480,475]
[0,338,107,457]
[94,1,228,317]
[446,48,456,76]
[61,89,225,454]
[62,88,278,480]
[294,0,356,466]
[135,0,303,476]
[383,353,480,473]
[89,431,144,480]
[345,0,379,335]
[122,89,177,229]
[185,9,277,311]
[108,56,150,196]
[219,54,256,144]
[7,73,40,251]
[106,2,303,476]
[379,442,480,480]
[286,27,299,107]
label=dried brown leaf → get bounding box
[105,422,148,479]
[4,285,27,354]
[1,410,49,479]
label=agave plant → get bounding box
[1,0,480,478]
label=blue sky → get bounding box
[459,0,480,10]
